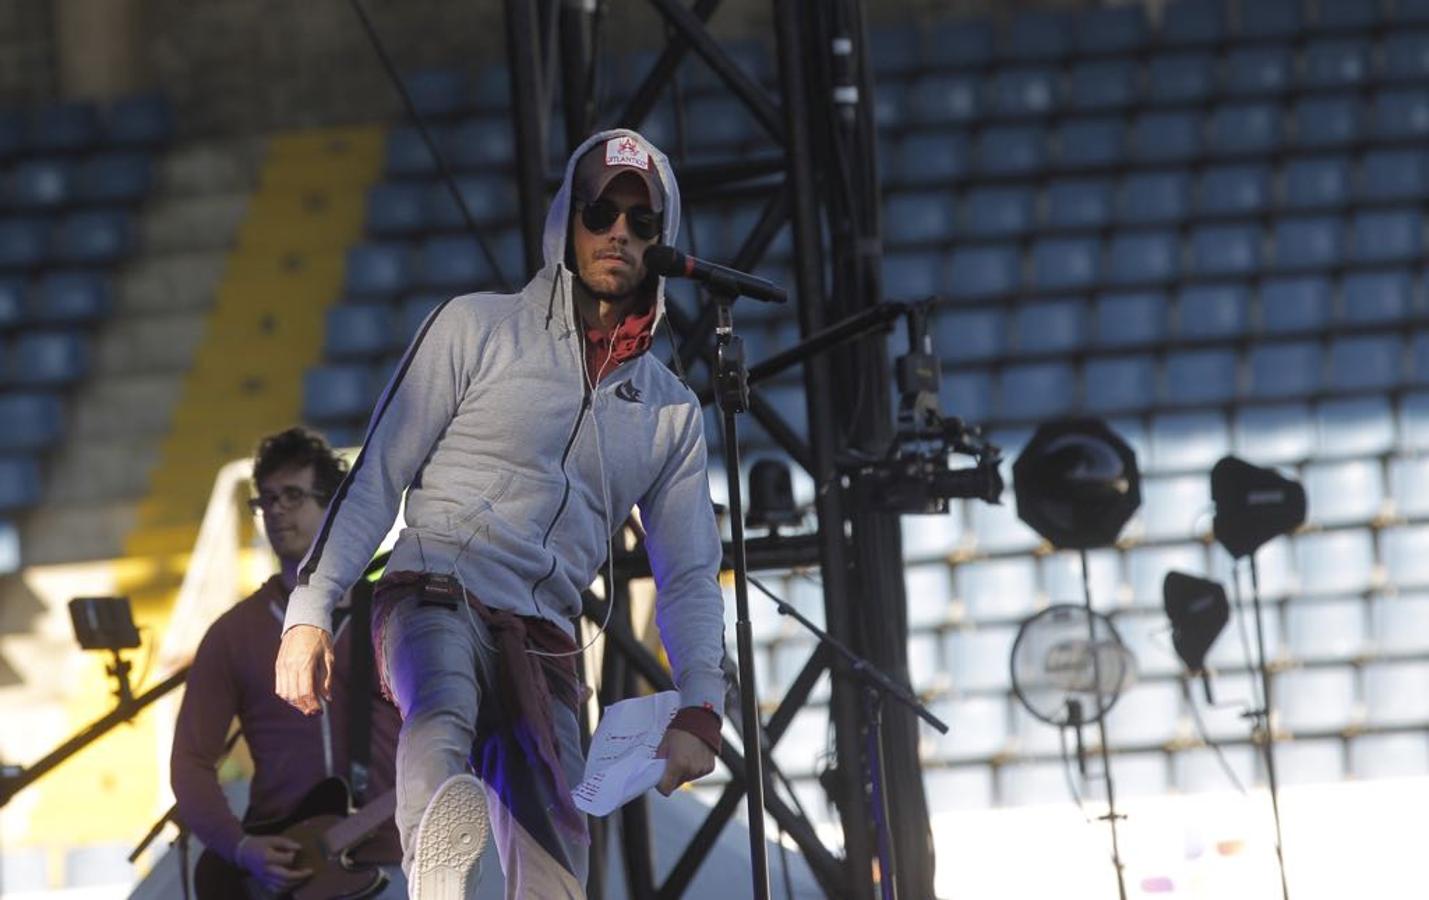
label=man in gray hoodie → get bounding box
[274,130,726,899]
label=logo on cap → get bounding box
[606,136,650,171]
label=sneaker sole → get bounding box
[412,773,489,900]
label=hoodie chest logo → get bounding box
[614,380,643,404]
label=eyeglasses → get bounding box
[247,486,328,514]
[577,198,662,242]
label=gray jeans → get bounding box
[380,589,589,898]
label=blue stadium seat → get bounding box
[1328,334,1403,391]
[1138,473,1212,537]
[10,331,88,386]
[0,111,20,160]
[1381,33,1429,81]
[1197,165,1271,216]
[1238,0,1301,40]
[419,235,494,290]
[1298,528,1375,594]
[1401,391,1429,451]
[907,75,981,125]
[1341,270,1413,324]
[686,38,771,92]
[1360,149,1429,200]
[445,116,515,169]
[1261,276,1332,333]
[344,242,414,299]
[1373,89,1429,140]
[1373,594,1429,654]
[0,219,48,271]
[1207,104,1280,156]
[1146,53,1215,105]
[1107,231,1179,285]
[9,160,72,210]
[947,246,1018,300]
[990,68,1059,117]
[1045,179,1112,229]
[935,309,1005,362]
[103,93,174,146]
[1127,542,1207,608]
[1318,396,1395,457]
[1293,96,1361,148]
[1188,223,1260,277]
[872,82,907,130]
[1364,661,1429,727]
[423,176,518,229]
[1278,669,1357,733]
[884,192,956,243]
[868,23,921,75]
[945,368,993,422]
[0,393,62,451]
[28,271,110,324]
[1003,11,1070,61]
[926,18,995,69]
[1317,0,1380,30]
[883,252,944,298]
[1131,111,1201,163]
[0,277,22,329]
[1282,156,1351,209]
[998,362,1076,421]
[975,126,1047,176]
[894,131,971,184]
[1118,171,1191,223]
[1075,5,1148,55]
[1056,118,1125,170]
[1350,210,1423,263]
[1093,291,1168,346]
[53,211,132,264]
[1303,39,1371,89]
[962,187,1035,238]
[1029,237,1101,292]
[1272,216,1344,271]
[1233,403,1314,465]
[401,69,473,118]
[365,183,426,236]
[398,294,446,343]
[1178,283,1249,339]
[1084,355,1156,412]
[685,96,759,147]
[26,103,98,153]
[1164,349,1238,405]
[1225,46,1294,96]
[1148,409,1230,474]
[1068,60,1138,112]
[0,457,41,511]
[1248,341,1323,398]
[384,125,443,178]
[303,363,380,423]
[74,153,154,205]
[1012,298,1084,353]
[1159,0,1228,46]
[471,65,510,110]
[324,304,397,360]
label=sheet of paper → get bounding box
[572,690,681,816]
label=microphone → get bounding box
[644,245,788,304]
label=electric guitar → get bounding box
[193,778,396,900]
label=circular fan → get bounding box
[1010,604,1137,727]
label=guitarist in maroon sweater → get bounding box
[171,428,405,897]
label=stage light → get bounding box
[1012,418,1141,549]
[745,458,800,532]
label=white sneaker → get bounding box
[411,773,489,900]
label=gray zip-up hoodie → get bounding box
[284,129,726,714]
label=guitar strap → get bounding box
[347,576,375,805]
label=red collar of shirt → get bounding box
[585,301,657,385]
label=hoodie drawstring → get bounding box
[544,267,561,330]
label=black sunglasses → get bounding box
[578,198,662,242]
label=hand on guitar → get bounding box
[235,834,312,893]
[275,624,334,716]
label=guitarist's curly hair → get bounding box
[252,426,350,499]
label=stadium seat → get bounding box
[1372,593,1429,654]
[398,294,446,343]
[1372,89,1429,140]
[1131,111,1201,163]
[384,124,443,178]
[1178,283,1248,339]
[1381,32,1429,81]
[1341,270,1413,324]
[1118,171,1191,224]
[1364,662,1429,727]
[445,116,515,169]
[1293,95,1361,148]
[1197,165,1271,217]
[1076,5,1148,54]
[1328,334,1403,391]
[401,68,473,118]
[963,186,1036,239]
[1207,103,1280,157]
[1350,734,1429,780]
[974,126,1047,176]
[1068,60,1138,112]
[1272,216,1343,272]
[1302,39,1371,89]
[1281,156,1351,210]
[0,457,41,510]
[1239,0,1301,40]
[324,304,397,360]
[946,627,1017,692]
[1247,341,1322,398]
[53,211,132,265]
[947,245,1019,300]
[894,131,971,184]
[907,75,981,125]
[998,362,1077,421]
[684,96,759,147]
[1276,668,1357,734]
[1360,149,1429,200]
[1284,598,1367,661]
[884,192,956,243]
[344,242,414,299]
[9,160,72,210]
[945,369,994,423]
[935,309,1005,362]
[74,153,154,205]
[1224,46,1293,95]
[925,18,995,69]
[423,175,518,229]
[365,182,426,237]
[883,251,945,299]
[0,393,63,451]
[0,111,20,160]
[956,556,1039,620]
[1045,178,1112,229]
[1304,458,1384,526]
[872,82,907,131]
[26,102,98,153]
[1148,409,1229,473]
[28,271,110,325]
[1012,298,1084,353]
[303,363,380,423]
[1317,396,1394,458]
[686,38,771,92]
[471,64,510,110]
[1084,355,1156,413]
[990,67,1059,118]
[1260,276,1332,334]
[1138,474,1212,539]
[103,93,174,146]
[1164,349,1237,405]
[0,277,22,330]
[0,219,48,270]
[1106,681,1183,749]
[1029,237,1101,292]
[1003,10,1070,61]
[10,331,88,386]
[419,235,493,290]
[1317,0,1380,30]
[868,23,922,75]
[1107,231,1178,285]
[1093,291,1168,346]
[930,697,1008,761]
[1350,210,1423,264]
[1188,223,1260,277]
[1056,117,1125,170]
[1233,403,1314,464]
[1126,542,1206,608]
[1146,52,1215,105]
[1296,528,1376,594]
[1159,0,1228,46]
[1392,457,1429,518]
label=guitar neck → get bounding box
[324,789,396,855]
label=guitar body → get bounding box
[194,778,389,900]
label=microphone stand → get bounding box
[1242,556,1292,900]
[711,284,773,900]
[1080,549,1128,900]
